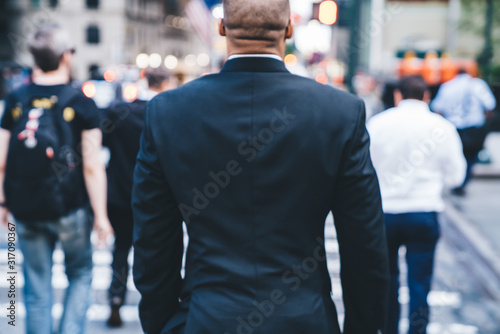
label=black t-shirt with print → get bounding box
[1,83,101,212]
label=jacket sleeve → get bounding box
[132,99,184,334]
[441,124,467,188]
[331,101,390,334]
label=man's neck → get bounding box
[226,38,285,60]
[33,68,70,86]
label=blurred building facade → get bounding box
[9,0,210,80]
[369,0,498,77]
[0,0,20,67]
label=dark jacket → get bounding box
[103,99,146,208]
[132,57,389,334]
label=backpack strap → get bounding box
[49,85,80,151]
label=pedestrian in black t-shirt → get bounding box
[103,67,172,327]
[0,24,113,334]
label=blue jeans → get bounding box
[16,207,93,334]
[384,212,440,334]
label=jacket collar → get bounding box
[220,57,289,73]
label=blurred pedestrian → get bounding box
[102,67,171,327]
[368,75,466,334]
[0,24,112,334]
[354,73,384,119]
[132,0,389,333]
[431,69,497,195]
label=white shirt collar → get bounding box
[228,54,283,62]
[396,99,430,111]
[138,89,159,102]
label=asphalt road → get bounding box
[0,210,499,334]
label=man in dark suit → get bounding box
[132,0,389,333]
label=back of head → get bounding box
[28,23,73,73]
[144,68,171,90]
[398,75,428,101]
[223,0,290,42]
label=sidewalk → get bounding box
[473,133,500,177]
[436,132,500,332]
[445,132,500,283]
[444,178,500,297]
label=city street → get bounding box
[1,191,500,334]
[0,0,499,333]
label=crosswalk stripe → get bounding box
[0,303,140,322]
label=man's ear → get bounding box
[219,19,226,37]
[393,89,403,107]
[423,90,431,104]
[60,51,72,67]
[285,19,294,39]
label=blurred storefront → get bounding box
[7,0,212,81]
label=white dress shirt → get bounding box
[431,74,497,129]
[368,100,467,214]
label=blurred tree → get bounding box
[477,0,494,80]
[460,0,499,81]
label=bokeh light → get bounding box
[123,84,138,101]
[164,55,179,70]
[82,81,96,98]
[197,53,210,67]
[284,54,298,66]
[103,70,115,82]
[184,54,197,67]
[135,53,149,69]
[315,73,329,85]
[149,53,162,68]
[319,0,338,25]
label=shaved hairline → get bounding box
[223,0,291,41]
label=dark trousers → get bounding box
[457,126,488,190]
[108,203,134,305]
[461,152,477,189]
[384,212,440,334]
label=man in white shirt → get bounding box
[368,75,466,334]
[431,69,497,194]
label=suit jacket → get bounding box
[132,57,389,334]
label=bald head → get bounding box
[222,0,291,41]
